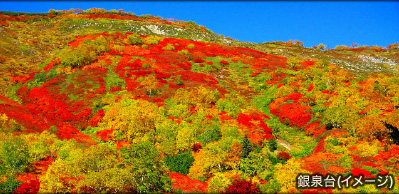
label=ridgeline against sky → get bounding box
[0,1,398,48]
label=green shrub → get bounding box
[124,34,144,45]
[178,49,189,56]
[60,36,110,68]
[187,44,195,49]
[141,44,149,49]
[268,139,277,152]
[164,151,194,175]
[162,43,175,51]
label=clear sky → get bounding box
[1,1,398,48]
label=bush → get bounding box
[286,57,301,70]
[145,36,162,45]
[187,44,195,49]
[178,49,189,56]
[268,138,277,152]
[124,34,144,45]
[60,37,110,68]
[225,179,261,193]
[141,44,149,49]
[164,151,194,175]
[162,43,175,51]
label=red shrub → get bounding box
[192,143,202,153]
[220,60,230,65]
[352,168,375,178]
[13,180,40,194]
[169,171,208,192]
[89,110,105,127]
[177,61,192,70]
[96,129,113,142]
[277,152,291,160]
[225,179,261,193]
[273,103,312,129]
[194,58,205,63]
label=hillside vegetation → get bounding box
[0,9,399,193]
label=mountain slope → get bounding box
[0,10,399,193]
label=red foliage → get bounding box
[313,125,326,138]
[0,20,10,27]
[301,61,315,67]
[308,83,314,92]
[237,111,273,145]
[277,152,292,160]
[300,188,332,194]
[285,92,304,103]
[250,70,263,77]
[352,168,375,178]
[168,116,181,124]
[220,60,230,65]
[96,129,113,142]
[304,122,320,136]
[362,162,377,167]
[89,110,105,127]
[374,144,399,162]
[44,58,61,73]
[313,138,326,153]
[13,180,40,194]
[273,103,312,129]
[225,179,261,193]
[192,143,202,153]
[155,72,171,79]
[176,71,219,86]
[194,58,206,63]
[169,171,208,192]
[205,115,213,119]
[177,61,192,70]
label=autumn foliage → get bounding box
[0,8,399,194]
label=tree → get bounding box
[188,142,228,179]
[208,172,232,193]
[176,126,196,151]
[225,178,261,193]
[164,151,194,175]
[274,159,310,193]
[155,119,178,155]
[286,57,301,70]
[239,151,272,177]
[140,75,158,96]
[355,115,388,140]
[0,136,28,175]
[314,44,327,51]
[241,135,252,159]
[99,95,163,143]
[120,141,171,193]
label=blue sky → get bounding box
[1,1,398,48]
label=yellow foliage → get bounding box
[355,115,388,140]
[99,95,163,143]
[40,159,76,193]
[354,140,383,158]
[140,74,158,96]
[176,126,195,151]
[207,173,232,193]
[189,142,228,179]
[274,159,310,193]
